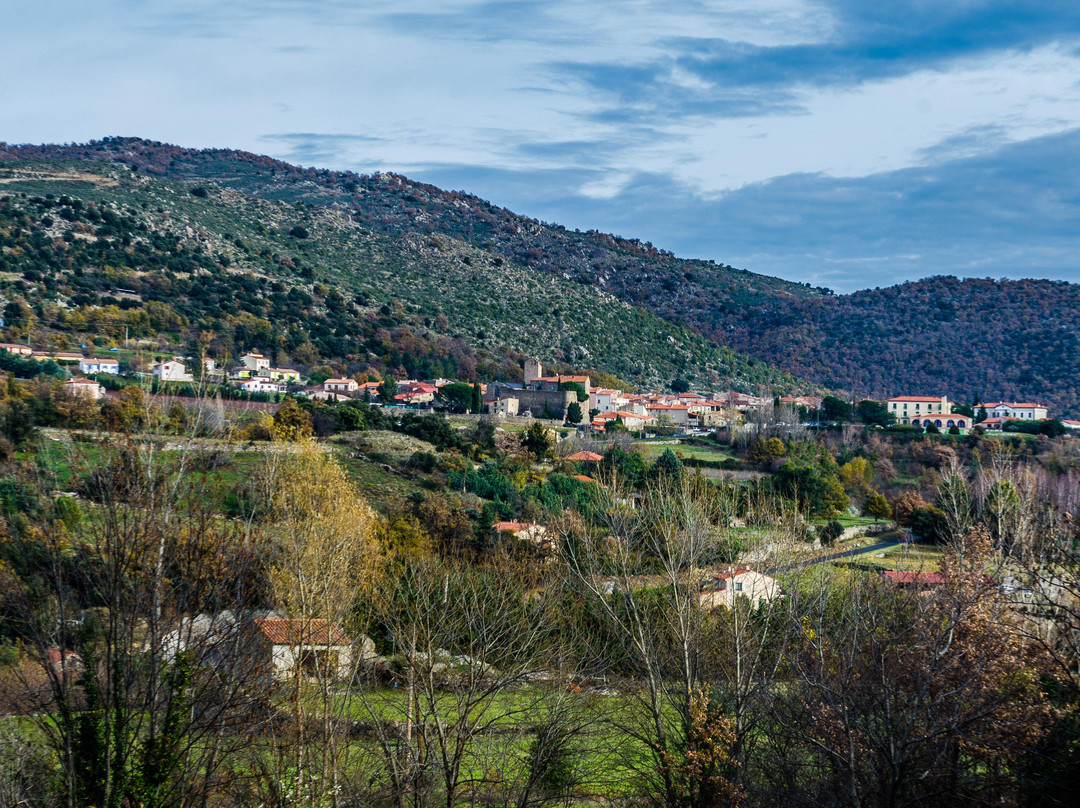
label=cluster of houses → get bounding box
[484,358,824,433]
[3,342,1072,433]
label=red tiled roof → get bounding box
[572,474,595,483]
[714,567,753,580]
[45,648,82,665]
[253,619,350,646]
[566,451,603,462]
[494,521,540,533]
[595,411,650,420]
[534,374,590,384]
[888,396,946,403]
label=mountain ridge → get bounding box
[3,137,1078,413]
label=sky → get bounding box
[3,0,1080,292]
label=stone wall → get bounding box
[490,383,576,420]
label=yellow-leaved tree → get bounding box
[257,444,380,806]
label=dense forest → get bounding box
[4,138,1074,412]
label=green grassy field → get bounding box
[633,441,735,462]
[849,541,945,572]
[334,448,426,515]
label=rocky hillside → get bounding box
[0,154,808,392]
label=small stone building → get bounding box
[252,618,355,680]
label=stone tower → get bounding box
[524,357,543,387]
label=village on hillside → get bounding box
[5,340,1066,437]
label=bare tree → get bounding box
[5,434,271,808]
[558,477,742,808]
[755,529,1056,807]
[356,554,557,808]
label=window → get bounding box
[734,582,743,592]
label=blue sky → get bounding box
[4,1,1080,291]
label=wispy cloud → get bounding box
[260,133,390,167]
[405,127,1080,291]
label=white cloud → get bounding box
[613,44,1080,196]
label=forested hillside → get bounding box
[3,138,1078,412]
[709,276,1080,411]
[0,155,805,392]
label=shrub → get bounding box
[819,519,844,546]
[408,451,440,473]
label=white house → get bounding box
[79,357,120,375]
[886,395,952,425]
[240,353,271,372]
[646,403,692,426]
[64,378,103,400]
[323,378,359,393]
[241,378,286,394]
[984,401,1049,421]
[699,568,781,610]
[153,359,194,383]
[161,613,371,683]
[591,388,628,414]
[0,343,32,356]
[305,388,352,402]
[592,411,654,432]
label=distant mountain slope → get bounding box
[710,276,1080,412]
[4,138,1078,413]
[0,155,807,392]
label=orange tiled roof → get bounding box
[566,451,603,461]
[253,619,350,646]
[494,521,540,533]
